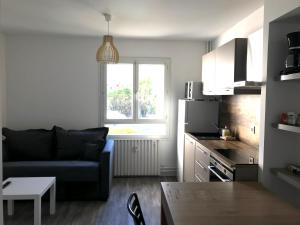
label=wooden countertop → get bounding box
[161,182,300,225]
[186,133,259,168]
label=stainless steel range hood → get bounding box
[234,81,262,88]
[233,29,263,94]
[233,81,262,94]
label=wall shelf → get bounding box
[278,72,300,81]
[271,168,300,190]
[273,123,300,133]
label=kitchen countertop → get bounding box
[161,182,300,225]
[186,132,259,168]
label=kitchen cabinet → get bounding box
[247,29,263,82]
[183,135,195,182]
[194,142,210,182]
[215,40,234,95]
[202,38,248,95]
[184,134,210,183]
[202,50,216,95]
[215,38,247,95]
[184,133,259,183]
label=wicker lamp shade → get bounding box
[96,35,119,63]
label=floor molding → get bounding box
[160,166,177,177]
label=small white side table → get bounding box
[3,177,56,225]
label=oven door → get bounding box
[208,165,232,182]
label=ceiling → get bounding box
[0,0,264,40]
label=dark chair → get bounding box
[127,193,146,225]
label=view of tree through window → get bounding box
[105,60,167,135]
[107,63,133,119]
[138,64,165,119]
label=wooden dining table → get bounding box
[161,182,300,225]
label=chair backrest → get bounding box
[127,193,146,225]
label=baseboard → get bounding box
[160,166,177,177]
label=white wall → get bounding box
[260,0,300,208]
[0,34,6,126]
[0,32,5,225]
[5,35,206,174]
[213,6,264,48]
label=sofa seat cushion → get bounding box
[3,161,100,182]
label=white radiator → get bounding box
[113,139,160,176]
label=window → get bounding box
[102,58,169,137]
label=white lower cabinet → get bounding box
[183,134,210,182]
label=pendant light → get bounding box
[96,13,119,63]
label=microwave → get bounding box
[185,81,203,100]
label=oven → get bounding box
[208,156,234,182]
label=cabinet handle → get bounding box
[197,146,207,155]
[195,161,204,169]
[195,174,203,182]
[185,138,194,145]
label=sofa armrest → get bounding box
[99,139,114,200]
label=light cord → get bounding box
[108,20,110,35]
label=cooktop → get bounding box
[215,148,252,165]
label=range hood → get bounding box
[233,81,262,94]
[233,29,263,94]
[234,81,262,88]
[202,30,263,96]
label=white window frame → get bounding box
[99,57,171,139]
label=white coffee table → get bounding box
[3,177,56,225]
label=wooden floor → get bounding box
[3,177,175,225]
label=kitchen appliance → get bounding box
[185,81,203,100]
[177,99,219,182]
[209,156,233,182]
[287,164,300,175]
[233,30,263,91]
[281,31,300,75]
[221,126,231,137]
[208,148,258,182]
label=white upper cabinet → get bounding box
[215,40,236,95]
[202,38,248,96]
[247,29,263,82]
[202,50,216,95]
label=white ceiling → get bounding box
[0,0,263,40]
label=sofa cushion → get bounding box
[54,126,108,160]
[2,128,54,161]
[81,143,103,161]
[3,161,100,182]
[2,142,9,162]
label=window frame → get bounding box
[100,57,171,138]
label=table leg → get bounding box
[50,182,56,215]
[161,203,167,225]
[34,197,41,225]
[7,200,14,216]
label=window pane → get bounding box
[106,64,133,119]
[138,64,165,119]
[105,124,167,136]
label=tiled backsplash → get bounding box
[219,95,261,148]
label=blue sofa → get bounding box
[2,126,114,201]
